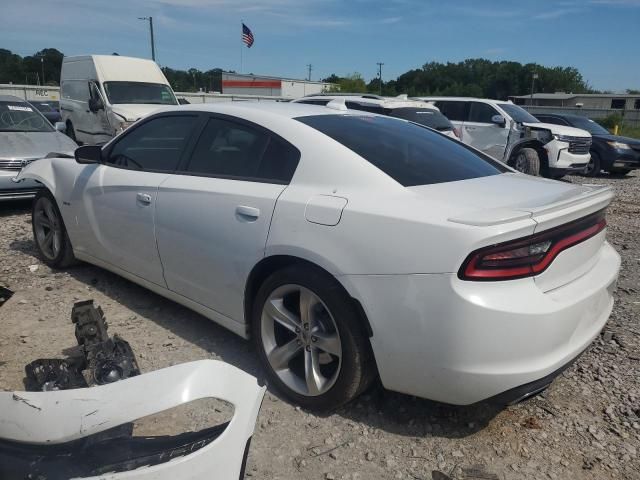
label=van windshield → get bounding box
[103,82,178,105]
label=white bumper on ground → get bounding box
[0,360,266,479]
[342,241,620,405]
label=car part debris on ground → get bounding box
[25,300,140,391]
[0,286,13,307]
[0,360,266,480]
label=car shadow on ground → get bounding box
[0,199,32,217]
[9,236,505,439]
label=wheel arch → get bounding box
[244,254,374,340]
[15,158,58,197]
[507,140,548,169]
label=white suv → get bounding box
[416,97,592,178]
[293,94,459,139]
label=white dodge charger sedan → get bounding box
[17,102,620,410]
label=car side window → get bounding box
[539,116,567,126]
[434,101,468,122]
[468,102,500,123]
[105,115,197,172]
[184,117,300,183]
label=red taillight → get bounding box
[459,210,607,281]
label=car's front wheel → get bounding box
[252,265,374,410]
[584,152,601,177]
[32,190,76,268]
[513,148,540,176]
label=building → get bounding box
[214,72,333,98]
[509,92,640,110]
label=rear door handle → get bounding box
[236,205,260,220]
[136,193,152,205]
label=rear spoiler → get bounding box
[449,185,613,227]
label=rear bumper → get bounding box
[0,172,41,201]
[342,241,620,405]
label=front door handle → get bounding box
[236,205,260,221]
[136,193,152,205]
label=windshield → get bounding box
[296,114,506,187]
[566,116,609,135]
[389,107,454,131]
[498,103,539,123]
[103,82,178,105]
[0,101,53,132]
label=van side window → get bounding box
[61,80,90,101]
[468,102,500,123]
[435,101,467,122]
[105,115,197,172]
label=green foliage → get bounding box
[0,48,63,85]
[388,59,594,99]
[620,126,640,139]
[326,73,367,93]
[596,113,623,129]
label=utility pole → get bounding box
[376,62,384,95]
[530,71,538,105]
[138,16,156,61]
[306,64,312,81]
[40,57,45,85]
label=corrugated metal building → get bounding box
[509,92,640,110]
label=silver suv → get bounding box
[416,97,592,178]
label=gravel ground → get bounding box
[1,172,639,480]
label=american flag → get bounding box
[242,23,254,48]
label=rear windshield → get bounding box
[296,114,506,187]
[389,107,453,131]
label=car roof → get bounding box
[416,96,514,105]
[296,95,439,110]
[151,100,376,119]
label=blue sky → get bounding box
[4,0,640,91]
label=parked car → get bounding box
[60,55,178,145]
[0,95,77,201]
[533,113,640,176]
[416,97,592,178]
[293,94,459,139]
[28,100,61,125]
[17,102,620,410]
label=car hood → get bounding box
[593,133,640,145]
[110,104,168,121]
[0,131,77,160]
[523,122,591,138]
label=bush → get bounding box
[596,113,623,130]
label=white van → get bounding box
[60,55,178,145]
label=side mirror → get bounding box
[54,122,66,133]
[75,145,102,164]
[491,114,506,127]
[88,97,104,112]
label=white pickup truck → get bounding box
[417,97,592,178]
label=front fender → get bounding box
[14,158,58,196]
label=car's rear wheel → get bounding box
[584,152,601,177]
[513,148,540,176]
[252,265,374,410]
[32,190,76,268]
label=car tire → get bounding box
[32,190,77,269]
[610,168,631,176]
[252,264,375,411]
[584,152,601,177]
[512,148,540,176]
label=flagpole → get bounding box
[240,20,243,74]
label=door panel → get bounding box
[155,177,286,322]
[462,102,509,160]
[80,166,170,286]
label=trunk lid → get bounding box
[409,173,613,289]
